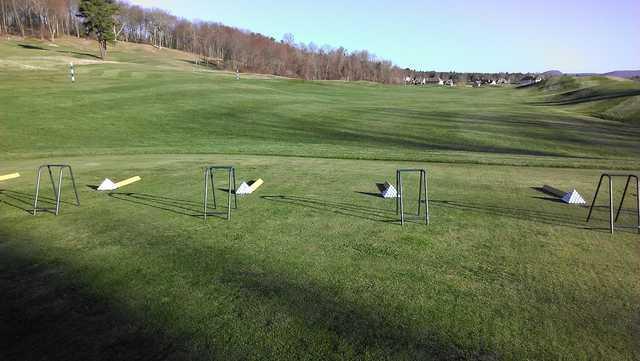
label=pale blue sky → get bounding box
[129,0,639,73]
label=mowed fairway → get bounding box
[1,38,639,360]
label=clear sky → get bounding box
[128,0,639,73]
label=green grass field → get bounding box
[1,38,639,361]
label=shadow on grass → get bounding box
[18,43,100,59]
[0,227,497,360]
[18,44,48,51]
[431,199,638,234]
[0,245,197,360]
[106,192,231,220]
[355,191,383,198]
[531,89,640,106]
[262,195,397,224]
[0,189,72,214]
[56,49,102,60]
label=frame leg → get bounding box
[227,170,232,220]
[399,174,404,226]
[609,177,614,234]
[55,168,64,215]
[395,171,400,215]
[203,169,208,221]
[232,168,238,209]
[67,166,81,206]
[417,171,423,217]
[424,171,429,225]
[615,176,631,222]
[47,166,58,201]
[210,170,217,209]
[586,175,605,222]
[33,167,43,215]
[635,177,640,234]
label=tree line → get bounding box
[0,0,533,84]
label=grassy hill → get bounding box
[1,37,639,361]
[532,75,640,124]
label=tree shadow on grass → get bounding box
[106,192,231,220]
[217,267,496,360]
[0,227,498,360]
[0,244,200,361]
[18,44,48,51]
[55,49,102,60]
[261,195,398,224]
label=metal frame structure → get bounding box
[586,173,639,234]
[203,166,238,220]
[395,169,429,226]
[33,164,80,216]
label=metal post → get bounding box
[210,169,216,209]
[232,168,238,209]
[67,166,80,206]
[615,176,631,222]
[55,167,64,215]
[636,176,640,234]
[47,166,58,200]
[424,170,429,225]
[227,169,232,220]
[395,171,399,215]
[33,166,43,216]
[203,168,209,221]
[586,175,605,222]
[417,171,423,216]
[608,176,614,234]
[399,173,405,226]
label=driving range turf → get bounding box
[1,38,639,360]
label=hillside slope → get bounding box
[533,76,640,123]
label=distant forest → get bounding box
[0,0,533,84]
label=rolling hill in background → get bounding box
[603,70,640,78]
[533,75,640,123]
[558,70,640,79]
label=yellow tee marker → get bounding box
[114,176,141,189]
[249,178,264,192]
[236,178,264,195]
[0,173,20,181]
[97,176,141,191]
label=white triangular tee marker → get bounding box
[381,182,398,198]
[97,178,116,191]
[236,182,252,195]
[561,189,586,205]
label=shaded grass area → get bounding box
[0,155,639,360]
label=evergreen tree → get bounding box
[77,0,119,59]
